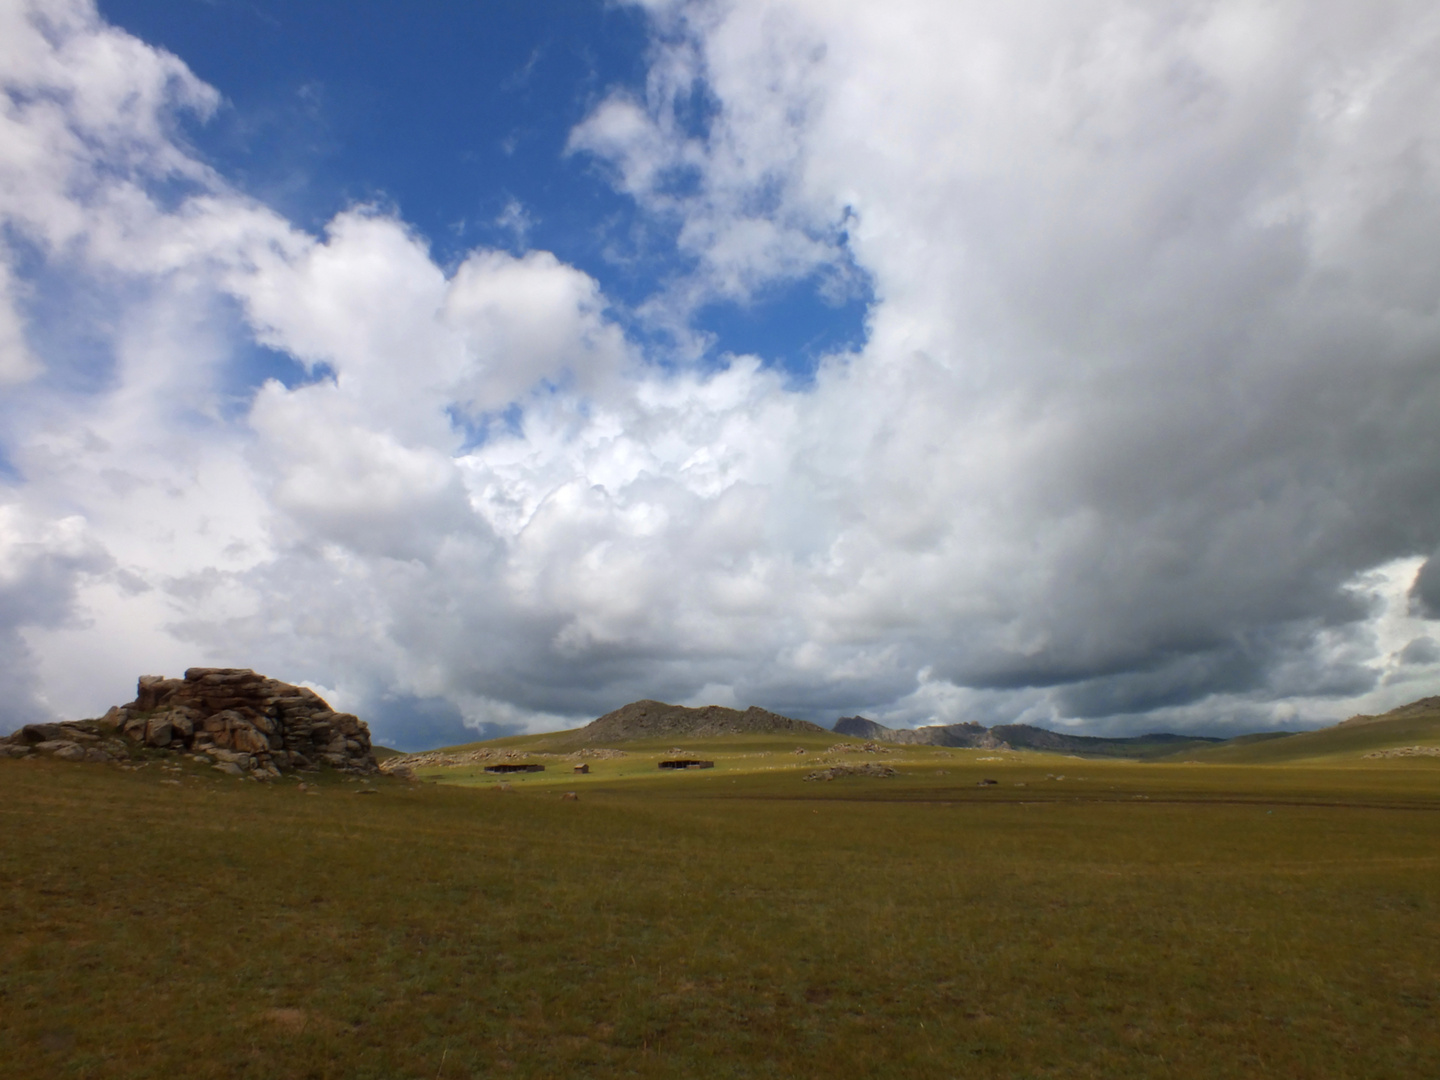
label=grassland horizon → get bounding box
[5,712,1439,1079]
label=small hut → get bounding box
[573,763,590,774]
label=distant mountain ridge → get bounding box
[578,700,829,742]
[835,715,1224,759]
[834,716,1005,748]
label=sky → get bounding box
[2,0,1439,750]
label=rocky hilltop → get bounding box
[579,700,828,742]
[834,716,1008,748]
[1,668,377,777]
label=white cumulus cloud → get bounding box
[2,0,1440,746]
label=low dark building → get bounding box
[659,759,714,770]
[573,763,590,774]
[484,763,545,774]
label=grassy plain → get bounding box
[2,739,1438,1079]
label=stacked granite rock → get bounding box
[0,721,123,763]
[0,668,378,778]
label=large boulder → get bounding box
[2,668,378,776]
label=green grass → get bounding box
[1172,706,1440,765]
[3,749,1439,1078]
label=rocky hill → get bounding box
[834,716,1006,748]
[835,715,1223,759]
[577,700,828,742]
[0,668,377,777]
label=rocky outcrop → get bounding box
[0,720,121,763]
[579,700,828,742]
[0,668,377,777]
[803,763,897,781]
[1362,745,1440,758]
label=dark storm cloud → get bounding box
[1398,636,1440,667]
[1410,552,1440,619]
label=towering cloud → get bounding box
[2,0,1439,744]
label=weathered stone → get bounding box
[232,725,270,755]
[144,718,174,748]
[187,668,257,685]
[332,714,360,736]
[135,675,185,712]
[96,706,127,731]
[213,762,246,777]
[20,723,67,744]
[1,743,32,757]
[51,742,88,762]
[84,748,113,763]
[166,712,194,740]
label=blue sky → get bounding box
[3,0,1440,749]
[100,2,650,258]
[99,0,868,382]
